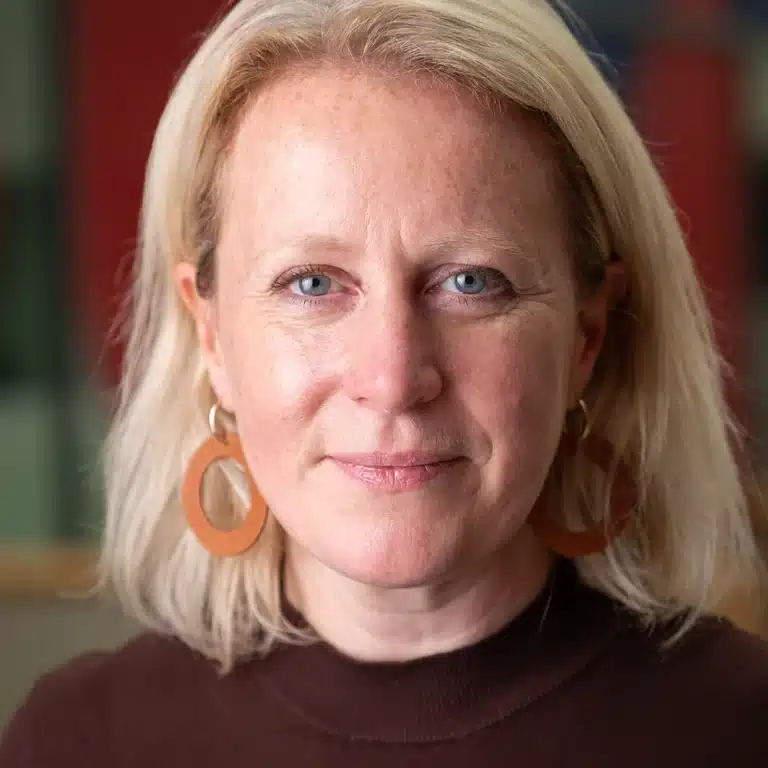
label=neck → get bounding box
[284,530,554,662]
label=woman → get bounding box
[2,0,767,764]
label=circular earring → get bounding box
[181,404,268,557]
[528,400,636,557]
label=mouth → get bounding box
[327,453,464,493]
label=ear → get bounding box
[567,262,628,407]
[174,262,235,409]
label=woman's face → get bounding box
[179,67,610,588]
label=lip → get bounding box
[328,453,463,493]
[330,451,458,467]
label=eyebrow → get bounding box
[253,229,532,264]
[253,234,357,263]
[421,230,529,261]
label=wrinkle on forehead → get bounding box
[216,62,571,295]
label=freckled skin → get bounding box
[195,66,601,590]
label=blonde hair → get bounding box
[101,0,763,669]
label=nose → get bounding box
[342,297,443,415]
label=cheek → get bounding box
[464,312,573,472]
[221,316,338,428]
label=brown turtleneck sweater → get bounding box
[2,562,768,766]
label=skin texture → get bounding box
[177,65,623,661]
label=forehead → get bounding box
[228,64,558,178]
[218,64,566,257]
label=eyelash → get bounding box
[271,263,517,307]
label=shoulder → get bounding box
[663,617,768,714]
[681,614,768,669]
[621,613,768,686]
[0,633,211,764]
[606,613,768,760]
[9,631,211,708]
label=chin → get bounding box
[323,523,464,589]
[338,564,451,590]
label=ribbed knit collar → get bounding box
[254,560,620,743]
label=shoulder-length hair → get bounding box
[100,0,762,670]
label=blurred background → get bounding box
[1,0,768,729]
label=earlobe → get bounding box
[603,261,629,309]
[175,262,215,351]
[174,262,234,409]
[568,261,630,406]
[579,261,629,346]
[175,262,201,316]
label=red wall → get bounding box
[71,0,225,385]
[632,0,745,415]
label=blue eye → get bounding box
[293,274,332,296]
[443,269,487,295]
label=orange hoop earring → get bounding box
[182,404,268,557]
[528,400,636,558]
